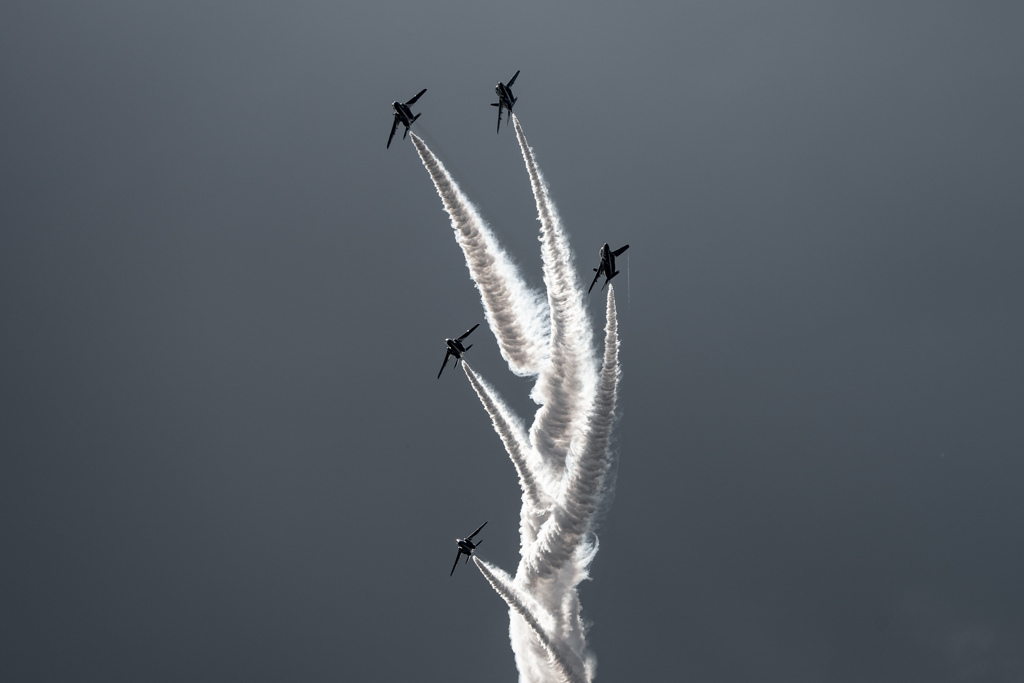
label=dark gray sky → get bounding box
[2,2,1023,681]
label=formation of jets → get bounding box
[387,73,629,573]
[385,69,520,147]
[451,521,488,576]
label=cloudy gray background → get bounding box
[2,1,1023,681]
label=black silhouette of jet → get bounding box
[588,243,630,294]
[387,88,427,149]
[491,70,520,133]
[438,324,480,378]
[450,521,487,576]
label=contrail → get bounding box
[413,120,621,683]
[410,133,549,377]
[474,557,589,683]
[526,288,619,580]
[512,115,597,473]
[462,363,552,524]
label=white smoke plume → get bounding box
[526,291,619,582]
[512,115,598,474]
[462,363,552,548]
[412,119,621,683]
[410,133,549,376]
[475,557,589,683]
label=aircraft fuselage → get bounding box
[392,102,415,127]
[446,338,468,357]
[600,243,616,275]
[495,83,515,111]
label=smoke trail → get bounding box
[461,361,557,553]
[526,288,619,580]
[474,558,588,683]
[410,133,549,376]
[462,363,553,528]
[512,115,598,471]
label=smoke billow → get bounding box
[413,116,621,683]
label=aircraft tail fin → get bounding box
[465,344,473,352]
[491,102,500,107]
[411,113,421,124]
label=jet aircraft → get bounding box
[490,70,520,133]
[387,88,427,149]
[588,243,630,294]
[450,521,488,576]
[437,323,480,378]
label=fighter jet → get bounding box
[490,70,520,133]
[387,88,427,149]
[450,521,487,576]
[437,323,480,378]
[588,243,630,294]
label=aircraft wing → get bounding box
[587,267,603,294]
[451,549,463,576]
[405,88,427,106]
[612,244,630,257]
[438,349,452,379]
[458,323,480,341]
[467,521,488,540]
[496,103,503,133]
[507,70,520,87]
[387,116,399,149]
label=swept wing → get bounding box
[386,116,399,149]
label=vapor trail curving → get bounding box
[410,133,549,376]
[512,115,597,472]
[474,558,588,683]
[462,363,552,526]
[526,288,619,580]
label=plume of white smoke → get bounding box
[412,119,620,683]
[512,115,598,473]
[462,363,548,507]
[410,133,549,376]
[462,363,553,548]
[474,558,588,683]
[526,291,619,581]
